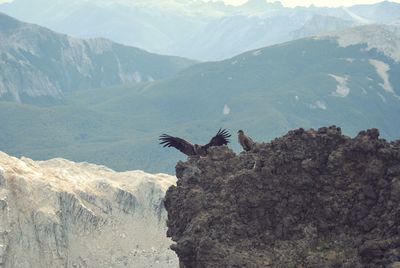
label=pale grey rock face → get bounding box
[316,25,400,62]
[0,152,178,268]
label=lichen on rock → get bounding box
[165,126,400,268]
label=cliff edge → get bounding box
[165,126,400,268]
[0,152,177,267]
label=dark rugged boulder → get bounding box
[164,126,400,268]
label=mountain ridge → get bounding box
[316,24,400,62]
[0,12,195,103]
[2,1,400,60]
[0,24,399,174]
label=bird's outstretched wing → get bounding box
[159,134,196,156]
[203,128,231,149]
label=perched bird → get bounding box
[238,130,254,151]
[159,128,231,156]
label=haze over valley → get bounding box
[0,1,399,267]
[1,0,400,60]
[0,1,399,173]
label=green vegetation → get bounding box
[1,38,399,174]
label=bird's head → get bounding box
[238,130,244,134]
[194,144,207,156]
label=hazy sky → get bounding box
[0,0,399,7]
[223,0,400,7]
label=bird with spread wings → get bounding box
[159,128,231,156]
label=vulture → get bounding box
[238,130,255,151]
[159,128,231,156]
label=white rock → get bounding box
[0,151,178,268]
[369,59,394,93]
[329,74,350,97]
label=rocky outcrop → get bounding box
[165,126,400,268]
[0,152,178,267]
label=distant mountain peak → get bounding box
[0,13,195,103]
[317,24,400,62]
[0,11,21,30]
[240,0,283,10]
[1,0,400,60]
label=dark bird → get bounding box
[159,129,231,156]
[238,130,255,151]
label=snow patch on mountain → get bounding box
[369,59,394,93]
[252,50,262,56]
[377,92,387,103]
[223,104,230,115]
[309,100,327,110]
[342,7,372,24]
[315,100,327,110]
[329,74,350,97]
[133,71,142,83]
